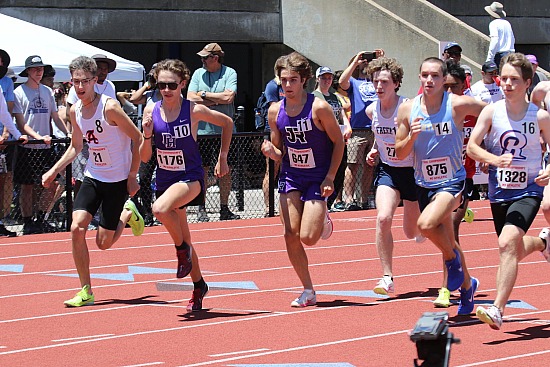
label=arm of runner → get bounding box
[105,99,143,197]
[315,98,345,197]
[139,103,154,163]
[394,100,419,160]
[42,104,83,188]
[535,108,550,186]
[191,102,233,178]
[466,104,512,168]
[261,101,284,162]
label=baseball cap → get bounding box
[316,66,334,78]
[444,42,462,52]
[525,54,538,65]
[461,65,473,75]
[19,55,53,77]
[197,43,224,57]
[482,61,498,73]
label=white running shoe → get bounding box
[476,305,503,330]
[291,289,317,307]
[540,228,550,262]
[373,276,394,295]
[321,212,333,240]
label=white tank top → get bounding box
[371,96,413,166]
[75,94,131,182]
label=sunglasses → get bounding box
[157,82,179,90]
[200,55,214,61]
[446,51,461,57]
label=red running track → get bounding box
[1,200,550,366]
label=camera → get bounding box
[146,73,157,89]
[360,51,377,62]
[410,312,460,367]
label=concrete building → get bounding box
[1,0,548,129]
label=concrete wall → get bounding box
[281,0,488,97]
[0,0,282,42]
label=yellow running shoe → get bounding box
[124,199,144,236]
[433,287,451,308]
[64,285,95,307]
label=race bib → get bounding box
[382,141,398,163]
[157,149,185,171]
[497,166,527,189]
[421,157,452,182]
[89,146,112,168]
[288,147,316,169]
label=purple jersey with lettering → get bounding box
[277,93,333,182]
[152,99,204,192]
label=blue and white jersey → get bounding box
[484,100,543,203]
[372,96,412,167]
[411,92,465,188]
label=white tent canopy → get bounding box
[0,14,145,82]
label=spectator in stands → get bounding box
[471,61,504,104]
[13,55,68,234]
[0,84,28,237]
[0,49,19,237]
[260,66,284,217]
[187,43,240,221]
[140,58,233,311]
[42,55,144,307]
[525,54,548,98]
[339,49,384,211]
[261,52,344,308]
[485,2,515,72]
[442,42,462,64]
[313,66,351,211]
[130,63,162,107]
[461,64,474,96]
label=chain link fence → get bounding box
[0,125,379,236]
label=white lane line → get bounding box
[52,333,115,342]
[209,348,270,357]
[455,349,550,367]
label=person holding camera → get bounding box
[130,63,162,107]
[338,49,384,211]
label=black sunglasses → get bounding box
[157,82,179,90]
[446,51,461,57]
[200,54,214,61]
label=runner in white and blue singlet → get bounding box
[468,53,550,330]
[395,57,485,315]
[141,59,233,312]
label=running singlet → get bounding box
[463,115,477,179]
[277,94,333,181]
[411,92,465,188]
[152,99,204,192]
[372,96,412,167]
[75,94,131,182]
[484,100,543,203]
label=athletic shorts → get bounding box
[490,196,541,235]
[73,176,128,231]
[156,179,205,209]
[278,173,326,202]
[417,180,465,212]
[13,147,56,185]
[374,162,417,202]
[346,129,375,164]
[458,178,474,209]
